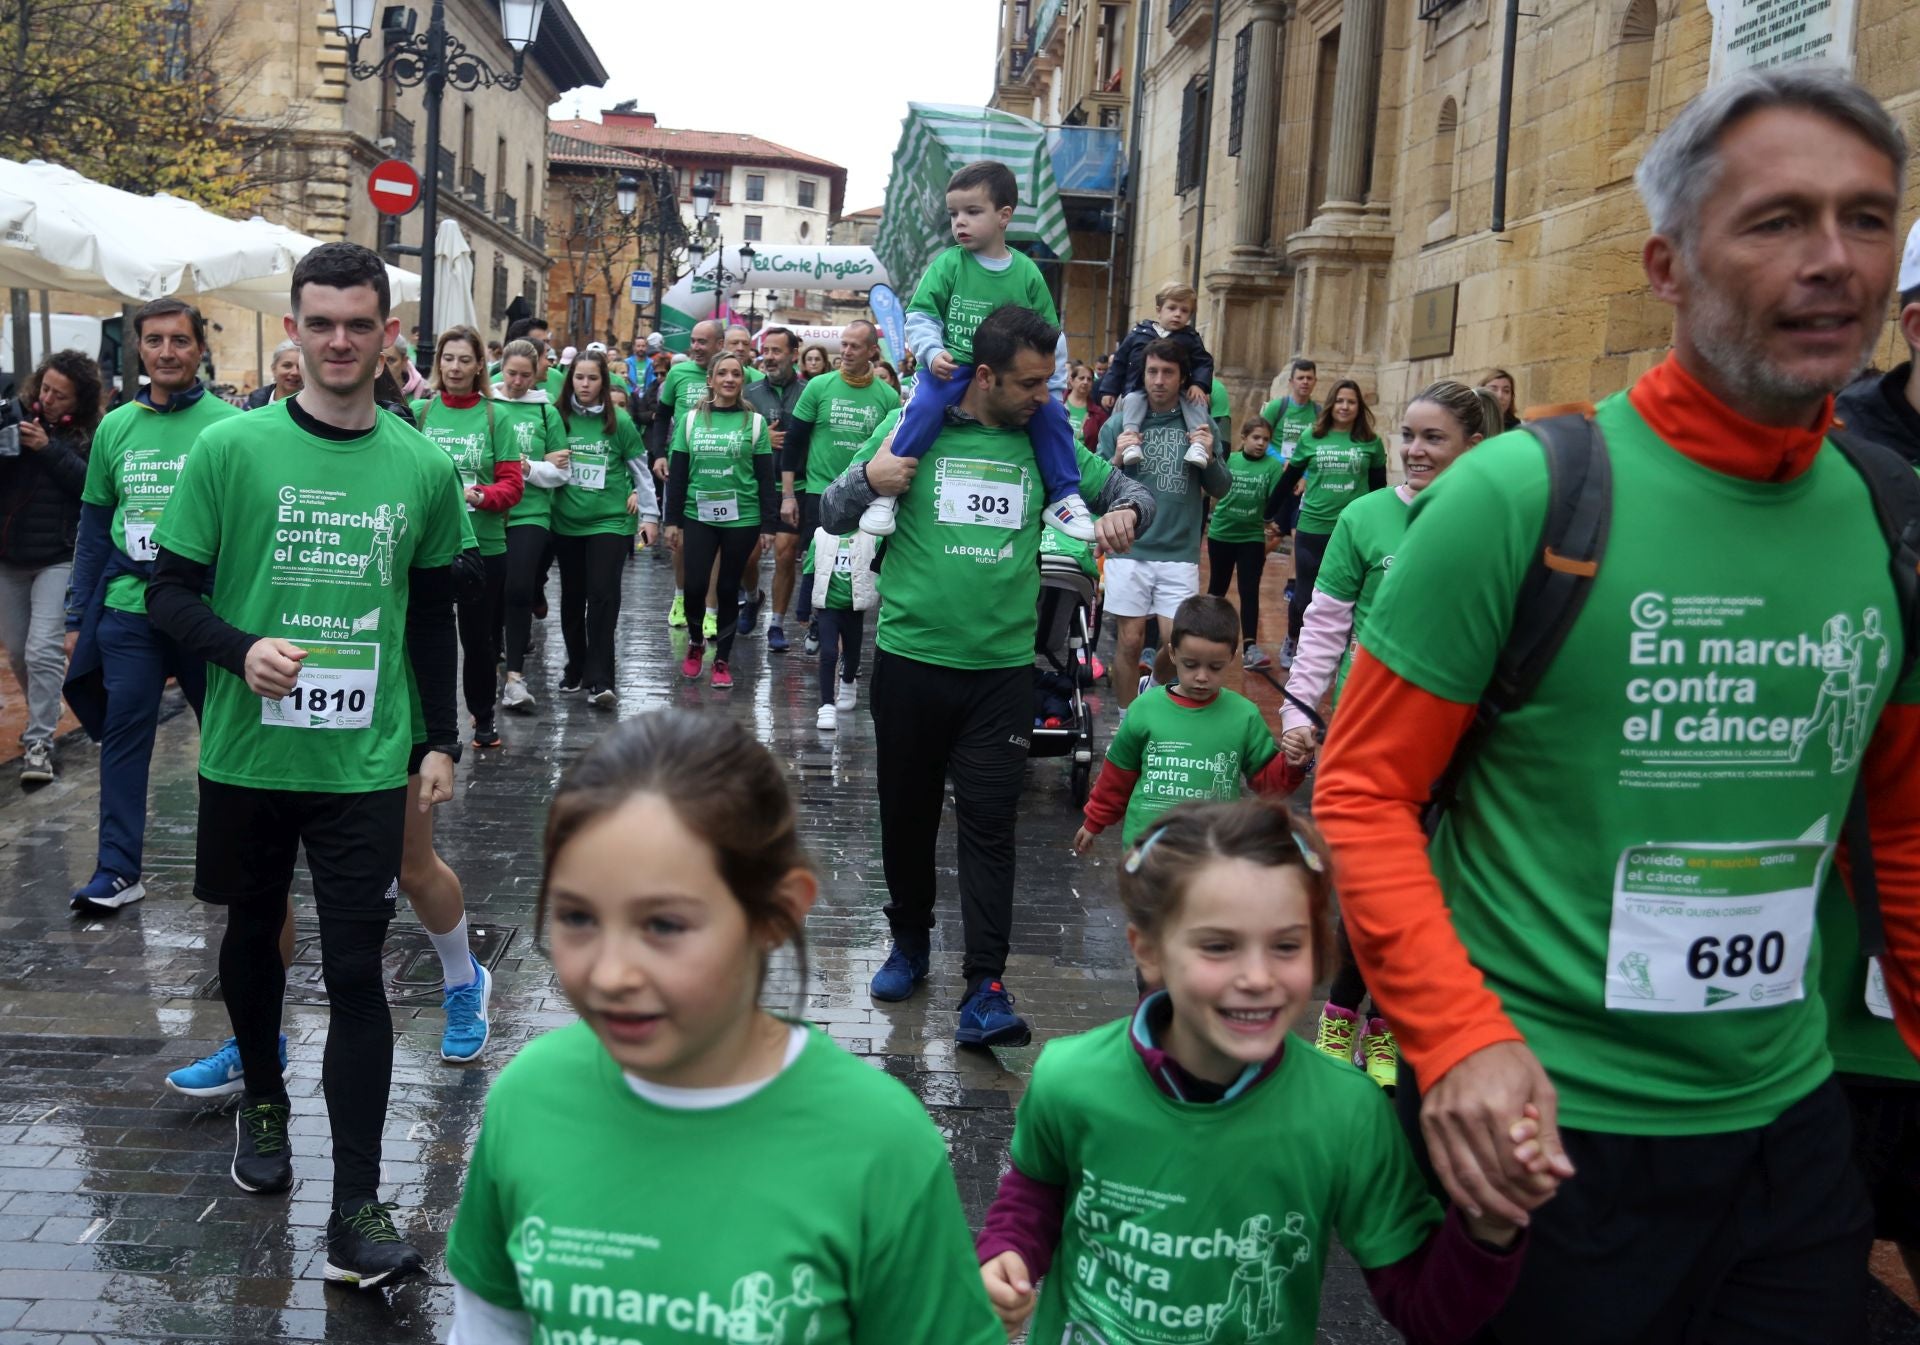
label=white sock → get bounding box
[427,916,474,988]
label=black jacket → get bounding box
[1835,363,1920,464]
[1097,320,1214,402]
[0,418,89,568]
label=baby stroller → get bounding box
[1030,550,1100,806]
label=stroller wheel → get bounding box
[1070,759,1092,807]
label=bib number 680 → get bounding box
[1687,932,1785,980]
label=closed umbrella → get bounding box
[433,219,479,334]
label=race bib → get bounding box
[832,546,856,575]
[1604,841,1827,1013]
[570,453,608,490]
[695,490,739,524]
[260,640,379,731]
[1281,438,1300,463]
[122,505,161,562]
[1867,956,1894,1020]
[936,458,1025,530]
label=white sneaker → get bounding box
[1119,442,1144,467]
[500,676,535,714]
[859,496,900,537]
[1042,493,1097,543]
[836,679,857,712]
[1277,637,1297,669]
[1184,441,1213,468]
[816,703,837,731]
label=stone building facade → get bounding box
[1121,0,1920,433]
[195,0,605,385]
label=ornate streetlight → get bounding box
[330,0,548,356]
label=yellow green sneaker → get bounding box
[1361,1019,1399,1091]
[667,593,687,628]
[702,611,718,639]
[1313,1005,1359,1063]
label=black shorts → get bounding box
[796,491,819,541]
[1841,1074,1920,1244]
[194,776,407,922]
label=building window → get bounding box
[1176,73,1210,194]
[799,221,810,240]
[491,256,509,325]
[1228,24,1252,157]
[744,215,763,241]
[567,293,597,342]
[695,168,725,200]
[746,174,765,202]
[798,179,817,209]
[1427,97,1459,242]
[1605,0,1657,160]
[159,0,192,81]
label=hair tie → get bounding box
[1125,826,1170,874]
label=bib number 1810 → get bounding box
[285,685,368,715]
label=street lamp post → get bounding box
[737,242,758,334]
[690,179,728,332]
[330,0,547,359]
[616,173,641,343]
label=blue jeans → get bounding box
[95,607,204,879]
[890,366,1081,505]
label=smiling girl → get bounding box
[1275,379,1386,666]
[447,713,1004,1345]
[980,797,1547,1344]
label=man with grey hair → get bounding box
[1315,65,1920,1340]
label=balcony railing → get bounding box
[463,167,487,208]
[495,191,517,229]
[1008,46,1031,79]
[436,154,457,190]
[531,218,546,250]
[382,109,415,162]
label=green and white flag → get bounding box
[875,103,1073,301]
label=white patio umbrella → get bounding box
[0,159,295,302]
[201,216,422,316]
[432,219,479,334]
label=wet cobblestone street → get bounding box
[0,545,1913,1342]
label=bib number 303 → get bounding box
[260,639,379,731]
[935,458,1026,531]
[1603,840,1826,1014]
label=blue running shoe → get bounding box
[766,623,789,653]
[167,1033,289,1098]
[441,955,493,1062]
[869,943,929,1002]
[956,981,1031,1047]
[69,871,145,914]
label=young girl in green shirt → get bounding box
[447,712,1004,1345]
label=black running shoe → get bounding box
[231,1093,293,1194]
[325,1201,425,1289]
[471,720,503,750]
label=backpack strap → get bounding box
[1424,413,1612,831]
[1825,429,1920,959]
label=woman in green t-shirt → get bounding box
[1278,380,1501,1086]
[1064,361,1095,443]
[1204,419,1291,670]
[1274,379,1385,665]
[664,352,776,692]
[976,797,1539,1342]
[445,713,1005,1345]
[411,326,524,750]
[492,340,571,715]
[551,349,657,709]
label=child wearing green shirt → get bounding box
[862,160,1096,543]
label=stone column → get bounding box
[1232,1,1290,253]
[1322,0,1386,209]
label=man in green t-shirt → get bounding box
[63,297,242,914]
[742,326,809,649]
[1259,357,1317,535]
[820,305,1155,1047]
[146,242,465,1292]
[1315,68,1920,1341]
[655,320,722,629]
[781,321,899,652]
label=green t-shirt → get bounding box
[410,396,515,555]
[1259,398,1318,465]
[851,409,1113,670]
[1102,686,1279,845]
[1013,1017,1440,1345]
[1038,521,1098,579]
[1818,879,1919,1080]
[792,372,902,496]
[1311,485,1411,700]
[494,399,569,530]
[551,412,648,539]
[672,406,771,529]
[446,1021,1003,1345]
[1096,407,1218,563]
[151,402,465,792]
[1292,429,1385,534]
[906,246,1057,366]
[488,368,568,402]
[1363,392,1920,1133]
[658,361,709,433]
[1208,449,1285,543]
[1066,401,1089,439]
[82,392,243,615]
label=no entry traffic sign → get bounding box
[368,159,422,216]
